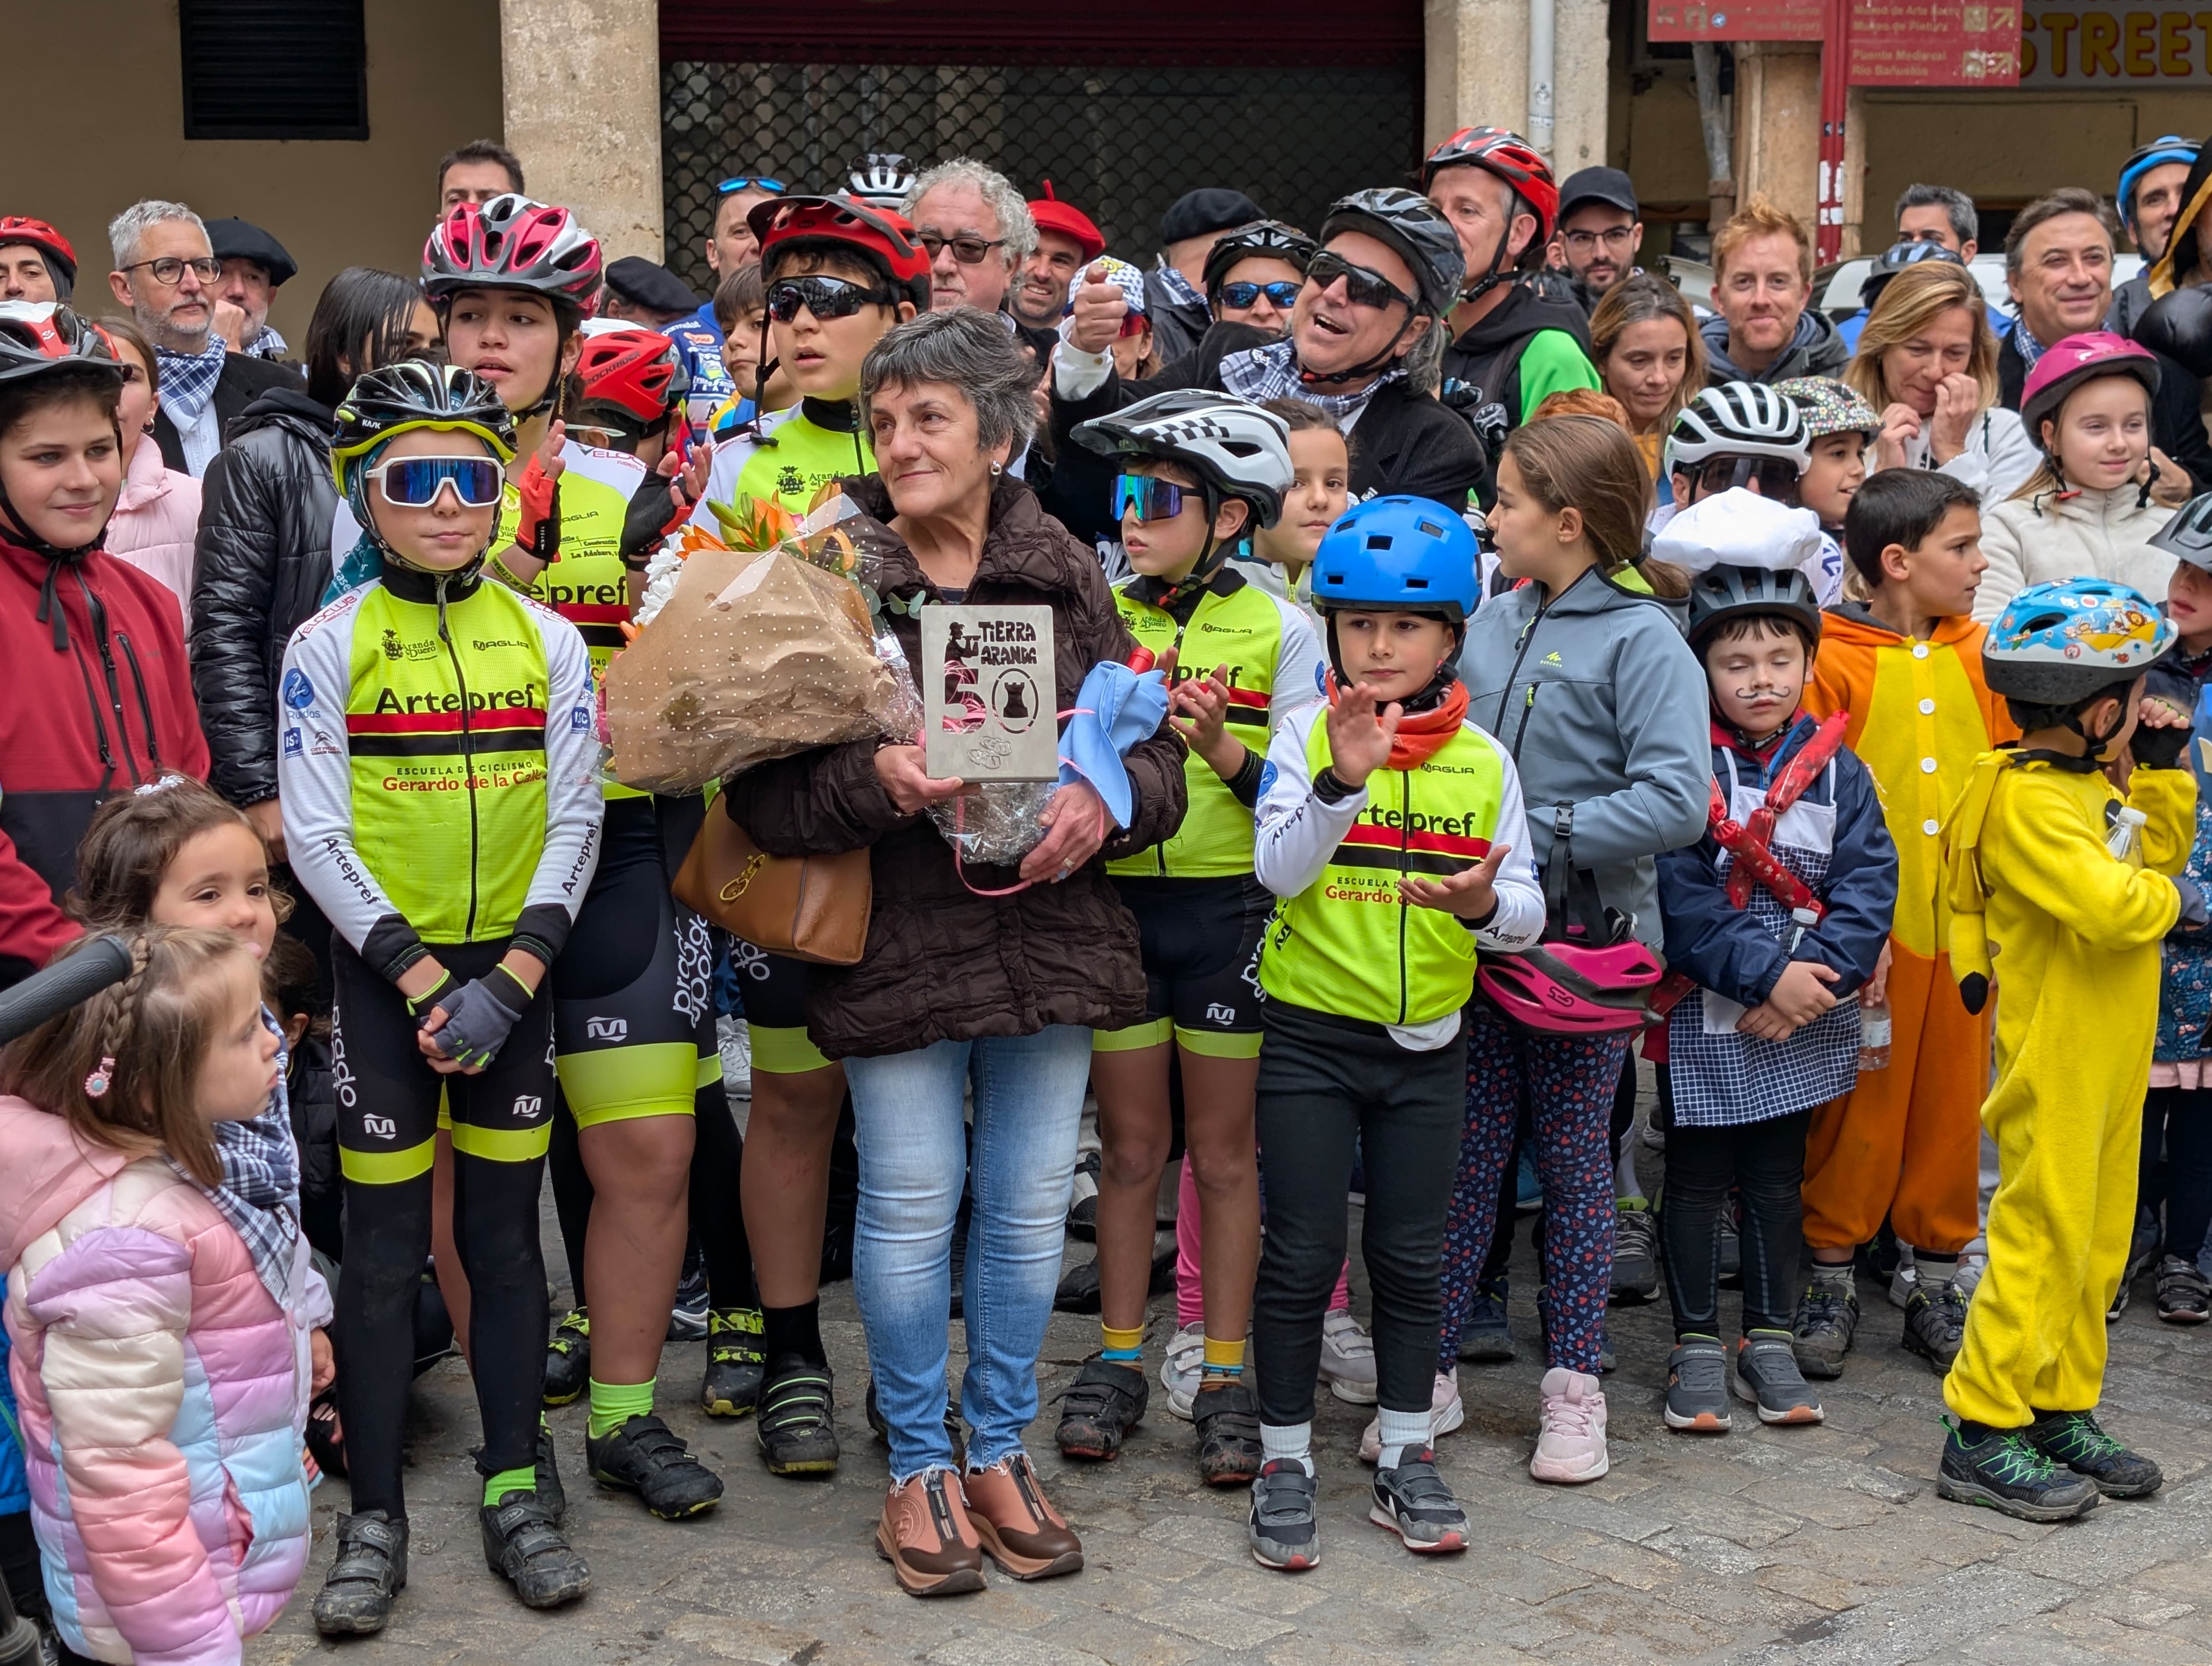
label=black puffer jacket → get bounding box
[188,387,338,807]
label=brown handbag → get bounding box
[673,797,873,966]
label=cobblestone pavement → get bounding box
[253,1106,2212,1666]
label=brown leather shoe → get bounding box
[963,1453,1083,1580]
[875,1470,985,1597]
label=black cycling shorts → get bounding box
[1097,874,1273,1058]
[554,796,718,1127]
[331,937,557,1181]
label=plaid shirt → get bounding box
[1217,338,1403,430]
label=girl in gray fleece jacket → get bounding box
[1442,416,1711,1487]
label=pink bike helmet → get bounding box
[2019,331,2159,442]
[423,193,604,314]
[1477,940,1667,1035]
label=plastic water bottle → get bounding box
[1858,993,1893,1073]
[2108,805,2148,867]
[1785,906,1820,954]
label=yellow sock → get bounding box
[1202,1336,1246,1380]
[1101,1323,1144,1362]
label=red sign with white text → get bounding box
[1848,0,2021,82]
[1647,0,1820,39]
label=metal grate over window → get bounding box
[662,61,1421,295]
[180,0,369,140]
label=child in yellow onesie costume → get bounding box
[1935,577,2192,1522]
[1796,470,2015,1379]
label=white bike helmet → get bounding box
[1071,389,1295,527]
[847,154,915,212]
[1664,381,1810,477]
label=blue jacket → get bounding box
[0,1325,25,1517]
[1657,713,1897,1007]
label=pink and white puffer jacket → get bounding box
[0,1097,326,1666]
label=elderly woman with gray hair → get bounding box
[721,308,1185,1597]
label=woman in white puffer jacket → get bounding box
[1973,331,2176,624]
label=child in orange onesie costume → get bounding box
[1793,469,2015,1380]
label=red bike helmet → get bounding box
[0,217,77,294]
[749,194,932,313]
[576,325,690,425]
[423,193,604,314]
[1421,127,1560,244]
[1476,940,1667,1035]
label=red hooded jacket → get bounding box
[0,535,207,985]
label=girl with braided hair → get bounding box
[0,926,321,1666]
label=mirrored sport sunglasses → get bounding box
[1218,279,1302,310]
[765,274,895,322]
[1304,250,1415,312]
[365,454,505,508]
[1110,474,1192,523]
[716,176,787,196]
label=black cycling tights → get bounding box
[331,938,553,1516]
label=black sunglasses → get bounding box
[917,232,1006,266]
[717,176,787,196]
[765,274,895,322]
[1693,455,1802,502]
[1305,250,1415,312]
[1218,279,1302,310]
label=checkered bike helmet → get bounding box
[1665,382,1810,477]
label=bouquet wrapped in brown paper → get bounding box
[602,496,921,793]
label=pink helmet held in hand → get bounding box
[2019,331,2160,444]
[1477,940,1667,1035]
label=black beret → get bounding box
[604,255,703,315]
[203,218,297,286]
[1158,189,1265,246]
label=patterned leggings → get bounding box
[1438,1002,1628,1375]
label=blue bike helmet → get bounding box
[2119,136,2200,237]
[1310,496,1480,622]
[1983,578,2174,706]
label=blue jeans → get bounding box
[845,1026,1091,1481]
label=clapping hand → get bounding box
[1324,681,1402,790]
[1400,843,1513,920]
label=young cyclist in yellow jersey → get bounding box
[1245,495,1544,1571]
[284,365,600,1630]
[425,195,733,1520]
[681,195,931,1477]
[1050,392,1322,1486]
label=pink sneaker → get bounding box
[1530,1366,1609,1484]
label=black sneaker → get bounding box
[1369,1446,1469,1554]
[700,1307,766,1418]
[1054,1356,1149,1461]
[535,1420,566,1521]
[2024,1408,2163,1498]
[1610,1200,1661,1305]
[1191,1379,1263,1486]
[2154,1255,2211,1325]
[1663,1336,1731,1433]
[311,1509,408,1636]
[1458,1278,1515,1363]
[1901,1283,1969,1373]
[1792,1274,1859,1380]
[667,1250,709,1342]
[1937,1419,2100,1521]
[756,1356,840,1476]
[543,1307,590,1408]
[1067,1150,1102,1242]
[479,1489,591,1608]
[1053,1254,1102,1314]
[1731,1330,1824,1425]
[1248,1458,1320,1571]
[588,1412,725,1519]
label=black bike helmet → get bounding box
[1686,563,1824,653]
[1202,219,1317,301]
[2152,492,2212,573]
[1317,189,1465,319]
[1857,240,1966,314]
[331,361,518,481]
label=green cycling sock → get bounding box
[588,1376,657,1439]
[482,1465,537,1506]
